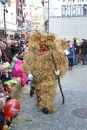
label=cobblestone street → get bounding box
[12,63,87,130]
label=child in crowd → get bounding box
[27,73,35,97]
[0,80,13,130]
[1,66,12,84]
[67,42,74,70]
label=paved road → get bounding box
[12,63,87,130]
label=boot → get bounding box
[30,90,34,97]
[82,61,84,65]
[68,66,70,70]
[42,108,49,114]
[70,66,72,70]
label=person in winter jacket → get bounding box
[67,43,74,70]
[73,39,79,65]
[11,41,23,56]
[0,42,10,63]
[4,41,13,62]
[79,39,87,65]
[27,73,35,97]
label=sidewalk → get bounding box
[12,63,87,130]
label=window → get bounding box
[11,13,13,23]
[62,5,66,17]
[72,5,76,16]
[83,4,87,15]
[67,5,71,16]
[62,4,87,17]
[77,5,82,15]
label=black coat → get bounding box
[79,41,87,55]
[11,43,23,56]
[73,42,79,54]
[4,47,13,61]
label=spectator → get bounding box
[73,39,79,65]
[67,42,74,70]
[79,39,87,65]
[11,41,23,56]
[4,40,13,62]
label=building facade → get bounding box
[23,0,44,34]
[0,0,17,38]
[42,0,87,40]
[16,0,25,32]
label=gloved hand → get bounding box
[28,73,33,80]
[64,49,69,55]
[55,70,60,76]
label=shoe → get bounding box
[70,66,72,70]
[42,108,49,114]
[82,62,84,65]
[68,66,70,70]
[30,90,34,97]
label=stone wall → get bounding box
[49,16,87,40]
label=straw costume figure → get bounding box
[23,31,68,113]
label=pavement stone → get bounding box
[12,63,87,130]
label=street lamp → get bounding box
[0,0,8,41]
[48,0,49,33]
[3,5,8,38]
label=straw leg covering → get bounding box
[35,80,57,112]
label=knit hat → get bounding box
[2,62,10,69]
[3,125,9,130]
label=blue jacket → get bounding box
[67,47,74,59]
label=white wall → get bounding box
[49,16,87,40]
[45,0,87,40]
[0,0,17,35]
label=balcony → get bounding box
[17,15,23,21]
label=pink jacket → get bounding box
[12,60,27,86]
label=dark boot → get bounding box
[42,108,49,114]
[82,62,84,65]
[82,61,84,65]
[30,90,34,97]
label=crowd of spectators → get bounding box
[0,37,28,130]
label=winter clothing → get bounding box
[73,41,79,54]
[10,57,17,70]
[67,46,74,67]
[12,59,27,86]
[79,40,87,55]
[1,72,12,83]
[4,46,13,61]
[79,40,87,64]
[67,47,74,59]
[11,43,23,56]
[73,40,79,64]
